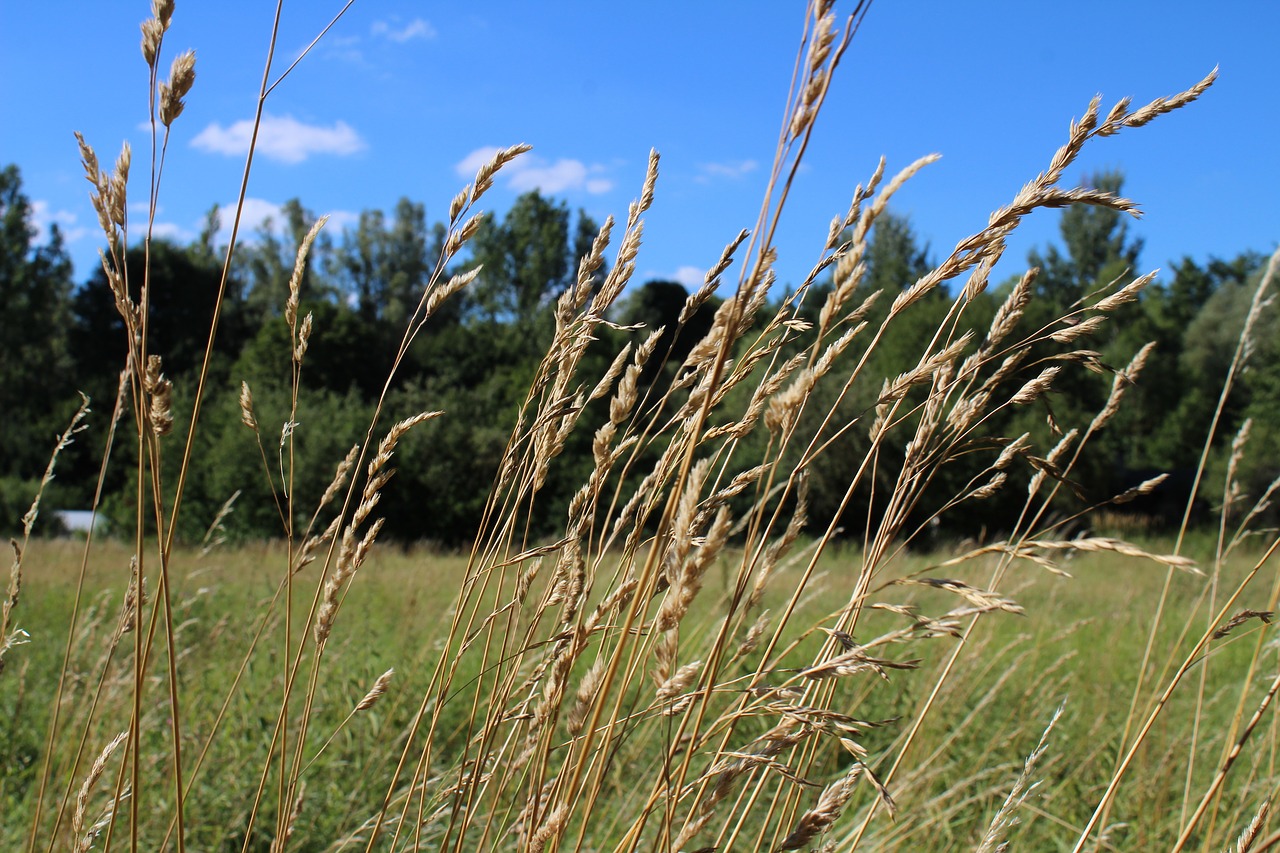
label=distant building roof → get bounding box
[54,510,108,534]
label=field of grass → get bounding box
[6,534,1279,850]
[4,1,1279,851]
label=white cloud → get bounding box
[372,18,436,42]
[150,221,196,243]
[671,266,705,288]
[696,159,758,183]
[454,147,613,196]
[212,199,358,246]
[216,198,282,241]
[321,34,364,64]
[455,146,502,176]
[324,209,361,233]
[30,200,88,244]
[509,160,589,194]
[191,113,365,164]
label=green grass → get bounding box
[6,5,1274,851]
[5,537,1277,850]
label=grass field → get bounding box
[6,534,1279,850]
[4,2,1279,850]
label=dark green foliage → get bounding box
[0,165,77,481]
[1,162,1274,540]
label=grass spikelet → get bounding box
[472,143,533,202]
[1049,314,1108,344]
[528,803,568,853]
[776,765,863,851]
[1114,66,1218,130]
[895,578,1025,615]
[355,669,395,712]
[1090,341,1154,432]
[975,703,1064,853]
[285,214,329,328]
[1010,366,1060,406]
[656,658,703,703]
[425,264,482,318]
[144,355,174,436]
[1230,800,1268,853]
[238,381,257,430]
[734,610,771,661]
[1211,610,1273,641]
[319,444,359,511]
[72,731,128,845]
[1032,536,1200,574]
[566,657,606,736]
[269,781,305,853]
[682,230,748,324]
[140,18,164,66]
[158,48,196,127]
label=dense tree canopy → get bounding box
[1,166,1275,542]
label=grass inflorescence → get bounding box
[3,1,1280,852]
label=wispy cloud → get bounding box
[211,199,358,246]
[191,113,366,164]
[150,221,196,243]
[671,266,705,288]
[372,18,436,43]
[455,147,613,196]
[321,34,364,64]
[30,199,88,244]
[696,159,758,183]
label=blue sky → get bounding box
[2,1,1277,294]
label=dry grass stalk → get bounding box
[3,395,91,676]
[975,702,1064,853]
[285,215,329,329]
[355,668,395,712]
[1230,800,1268,853]
[269,780,305,853]
[25,4,1254,850]
[775,765,863,851]
[72,731,128,845]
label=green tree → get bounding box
[792,211,946,533]
[240,198,331,323]
[0,165,77,486]
[330,198,443,328]
[467,191,601,329]
[72,239,243,386]
[1028,169,1143,310]
[616,279,718,388]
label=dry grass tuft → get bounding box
[9,3,1278,853]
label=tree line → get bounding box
[1,163,1275,543]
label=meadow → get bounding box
[6,535,1279,850]
[3,1,1280,851]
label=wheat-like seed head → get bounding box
[285,214,329,327]
[355,668,395,712]
[158,49,196,127]
[471,143,533,202]
[140,18,164,67]
[1010,366,1060,406]
[238,381,257,430]
[425,264,481,318]
[72,731,128,842]
[776,765,863,851]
